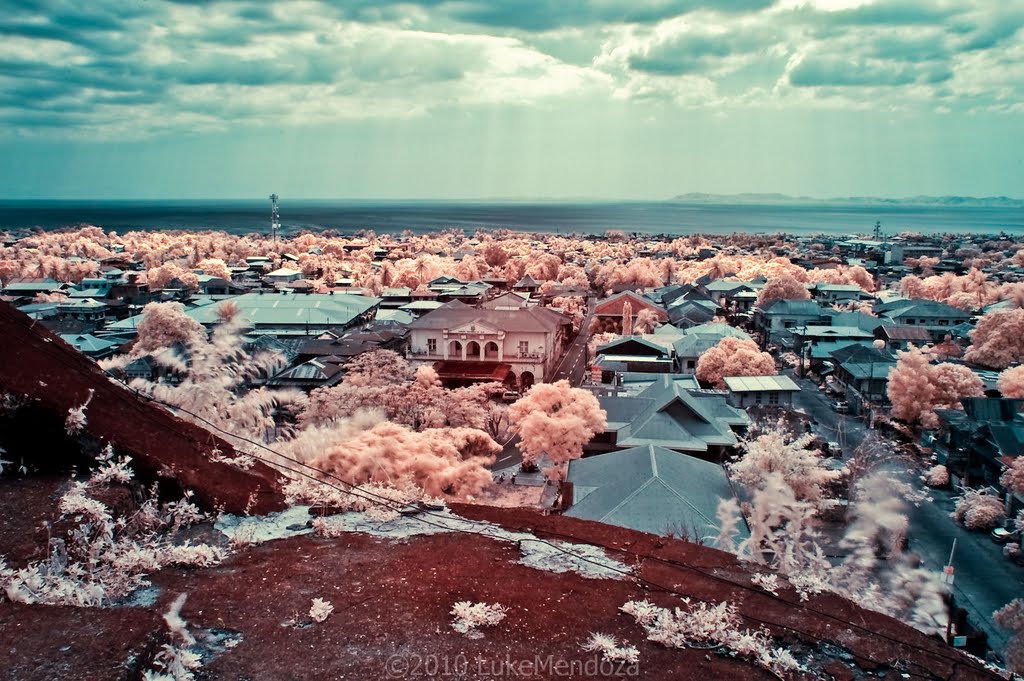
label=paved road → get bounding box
[908,487,1024,655]
[789,370,1022,657]
[490,434,523,472]
[550,297,596,386]
[788,372,868,454]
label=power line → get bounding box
[9,327,1002,679]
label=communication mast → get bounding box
[873,220,883,241]
[269,193,280,244]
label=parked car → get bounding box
[992,527,1020,544]
[831,401,849,414]
[827,441,843,457]
[501,390,520,403]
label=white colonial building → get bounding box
[407,301,572,389]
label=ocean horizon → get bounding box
[1,199,1022,237]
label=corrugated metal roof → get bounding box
[723,375,800,392]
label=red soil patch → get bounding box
[0,480,997,681]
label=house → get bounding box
[874,324,932,351]
[753,299,833,348]
[700,280,755,307]
[876,299,971,341]
[811,284,866,304]
[672,323,752,374]
[723,375,800,409]
[591,336,673,379]
[930,397,1024,488]
[831,344,897,416]
[592,291,668,334]
[512,274,541,294]
[59,333,120,360]
[264,267,302,285]
[564,445,748,539]
[593,374,749,462]
[886,242,944,265]
[267,358,345,391]
[406,300,571,389]
[380,287,414,309]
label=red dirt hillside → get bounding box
[0,301,284,515]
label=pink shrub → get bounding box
[950,489,1005,530]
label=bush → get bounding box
[950,489,1005,530]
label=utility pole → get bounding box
[269,193,280,244]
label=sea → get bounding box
[1,200,1022,238]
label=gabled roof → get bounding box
[407,300,569,334]
[600,375,748,453]
[795,326,874,339]
[513,274,540,288]
[594,291,667,319]
[877,299,971,319]
[566,445,747,539]
[672,324,751,357]
[595,336,667,358]
[59,333,119,355]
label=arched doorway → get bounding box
[466,340,482,359]
[448,340,463,358]
[484,341,499,360]
[520,371,535,390]
[504,371,517,388]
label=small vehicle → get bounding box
[827,441,843,457]
[501,390,520,403]
[992,527,1020,544]
[831,401,849,414]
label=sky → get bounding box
[1,0,1022,200]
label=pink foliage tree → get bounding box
[950,488,1004,530]
[134,302,206,353]
[756,275,810,307]
[1000,457,1024,496]
[887,346,983,428]
[196,258,232,280]
[508,380,607,467]
[309,421,499,497]
[696,337,776,389]
[965,309,1024,369]
[998,366,1024,398]
[146,263,199,291]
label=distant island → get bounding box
[670,192,1024,208]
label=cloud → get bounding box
[788,57,952,88]
[0,0,1020,137]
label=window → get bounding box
[768,392,780,405]
[427,338,437,353]
[755,393,763,404]
[519,341,529,355]
[686,360,696,369]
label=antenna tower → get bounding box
[873,220,882,241]
[269,193,280,244]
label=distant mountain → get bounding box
[670,192,1024,208]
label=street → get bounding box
[908,487,1024,654]
[789,370,1022,656]
[549,297,596,385]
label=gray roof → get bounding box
[566,445,747,540]
[600,375,748,452]
[672,323,752,357]
[796,326,874,339]
[878,299,971,319]
[408,300,569,334]
[723,375,800,392]
[107,292,379,332]
[760,299,830,316]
